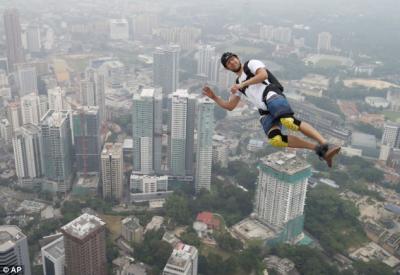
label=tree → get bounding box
[134,229,172,271]
[199,253,241,275]
[165,194,191,225]
[106,234,119,274]
[305,185,367,254]
[180,230,201,247]
[227,160,258,191]
[353,260,394,275]
[214,231,242,251]
[237,245,263,273]
[272,244,340,275]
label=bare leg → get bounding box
[299,121,327,145]
[287,135,317,150]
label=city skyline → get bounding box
[0,2,399,274]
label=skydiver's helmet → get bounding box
[220,52,238,68]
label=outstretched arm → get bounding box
[202,86,241,111]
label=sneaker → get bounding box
[315,143,341,168]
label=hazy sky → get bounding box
[1,0,398,58]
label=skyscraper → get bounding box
[380,123,400,161]
[132,13,158,40]
[163,243,198,275]
[0,225,31,275]
[109,19,129,40]
[98,60,124,89]
[72,106,101,175]
[168,90,196,176]
[39,95,49,119]
[41,236,65,275]
[254,152,311,242]
[273,27,292,44]
[17,64,38,96]
[132,88,162,174]
[7,101,22,132]
[382,123,400,148]
[0,69,11,100]
[317,32,332,52]
[0,57,9,73]
[48,87,68,111]
[196,45,215,77]
[101,143,124,202]
[0,119,12,145]
[3,9,25,71]
[61,213,107,275]
[259,25,274,41]
[195,97,214,192]
[79,79,95,106]
[26,25,41,53]
[153,45,180,95]
[84,67,106,123]
[40,110,73,193]
[12,124,42,183]
[208,56,220,84]
[218,66,236,91]
[21,93,41,125]
[155,27,201,50]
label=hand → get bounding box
[202,86,216,100]
[230,83,242,94]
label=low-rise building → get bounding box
[121,216,144,244]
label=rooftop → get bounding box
[351,132,377,148]
[212,134,225,142]
[232,218,278,241]
[19,123,40,134]
[169,89,197,100]
[260,151,310,176]
[145,216,164,232]
[384,204,400,215]
[141,88,155,98]
[264,256,295,272]
[72,105,99,116]
[365,97,389,103]
[121,216,142,231]
[101,142,123,156]
[75,174,99,188]
[123,139,133,150]
[165,243,197,269]
[130,173,168,181]
[110,19,128,24]
[197,97,213,104]
[248,139,265,147]
[0,226,26,252]
[61,213,105,240]
[42,236,64,260]
[196,212,220,229]
[41,110,69,128]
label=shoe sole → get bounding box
[324,146,341,168]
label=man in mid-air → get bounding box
[202,52,340,167]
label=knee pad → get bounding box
[268,129,288,147]
[280,116,301,131]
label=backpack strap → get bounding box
[236,76,247,96]
[243,60,269,86]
